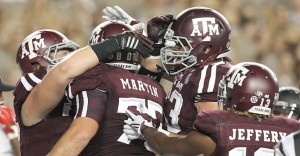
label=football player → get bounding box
[47,21,166,156]
[158,7,234,136]
[14,29,152,155]
[273,86,300,120]
[126,62,300,156]
[14,29,80,155]
[105,6,234,138]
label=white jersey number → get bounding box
[117,97,163,144]
[229,147,274,156]
[166,90,183,133]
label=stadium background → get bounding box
[0,0,299,106]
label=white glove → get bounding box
[125,108,158,135]
[102,6,136,24]
[102,6,145,32]
[123,118,145,140]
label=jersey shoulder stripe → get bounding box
[197,61,226,94]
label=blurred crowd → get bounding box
[0,0,300,105]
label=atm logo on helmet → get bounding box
[227,67,249,89]
[89,28,103,45]
[21,34,46,59]
[190,17,220,41]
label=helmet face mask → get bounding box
[16,29,79,75]
[161,7,231,75]
[218,62,279,116]
[89,21,140,71]
[45,40,80,65]
[161,29,197,75]
[217,77,227,110]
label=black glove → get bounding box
[91,31,153,62]
[147,14,174,56]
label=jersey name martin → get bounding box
[120,78,159,97]
[229,128,287,143]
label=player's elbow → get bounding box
[21,108,42,126]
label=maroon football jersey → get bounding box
[66,63,166,156]
[13,73,73,156]
[164,60,232,135]
[194,110,300,156]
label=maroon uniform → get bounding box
[66,63,166,156]
[13,73,73,156]
[194,110,300,156]
[164,60,233,134]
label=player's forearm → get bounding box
[52,46,99,83]
[143,127,201,156]
[48,118,98,156]
[48,138,87,156]
[143,127,176,155]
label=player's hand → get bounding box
[147,14,174,56]
[0,105,18,139]
[115,31,153,58]
[123,118,145,140]
[125,106,159,135]
[147,14,174,43]
[91,31,153,61]
[102,6,145,32]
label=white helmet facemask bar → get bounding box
[217,76,227,110]
[45,39,80,71]
[160,29,197,75]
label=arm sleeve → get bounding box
[73,89,107,124]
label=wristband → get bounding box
[90,38,119,62]
[138,66,162,82]
[151,44,164,56]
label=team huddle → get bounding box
[0,5,299,156]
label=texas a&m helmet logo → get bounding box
[89,27,104,45]
[190,17,220,41]
[21,34,46,60]
[227,66,249,89]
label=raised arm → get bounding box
[22,33,153,126]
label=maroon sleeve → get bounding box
[66,64,104,100]
[74,89,107,124]
[13,72,45,124]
